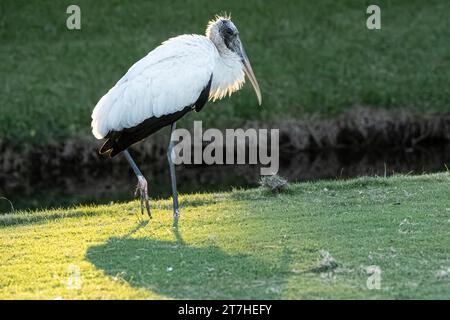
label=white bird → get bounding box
[91,15,262,219]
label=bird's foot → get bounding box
[135,175,151,218]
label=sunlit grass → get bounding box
[0,173,449,299]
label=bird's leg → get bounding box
[123,149,151,218]
[167,122,180,220]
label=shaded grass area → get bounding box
[0,173,449,299]
[0,0,449,144]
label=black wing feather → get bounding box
[194,74,212,112]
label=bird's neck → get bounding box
[209,50,245,102]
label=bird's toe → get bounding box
[135,176,151,217]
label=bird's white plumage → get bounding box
[91,34,245,139]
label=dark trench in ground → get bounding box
[0,143,449,213]
[1,108,449,213]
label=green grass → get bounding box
[0,0,449,144]
[1,173,449,299]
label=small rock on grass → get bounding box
[436,267,450,280]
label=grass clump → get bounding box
[259,174,289,194]
[316,250,339,272]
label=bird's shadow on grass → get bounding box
[86,220,291,299]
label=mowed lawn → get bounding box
[0,173,449,299]
[1,0,450,144]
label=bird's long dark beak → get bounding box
[236,40,262,106]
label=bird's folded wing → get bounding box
[91,35,216,139]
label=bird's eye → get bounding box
[224,28,234,36]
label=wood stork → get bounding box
[91,15,262,219]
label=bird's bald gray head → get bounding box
[206,15,240,55]
[205,14,262,105]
